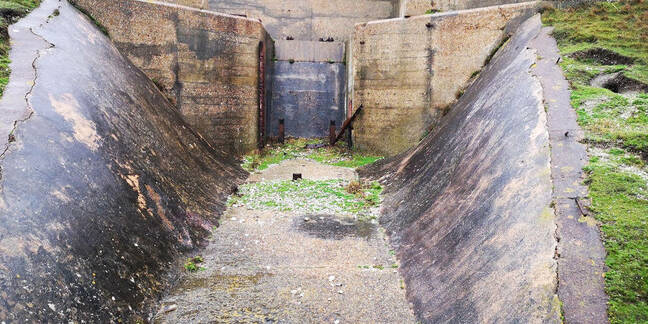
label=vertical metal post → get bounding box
[329,120,336,146]
[257,42,266,150]
[347,124,353,149]
[279,119,285,144]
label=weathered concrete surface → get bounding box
[352,2,539,156]
[72,0,273,155]
[530,27,609,324]
[270,61,346,138]
[162,0,400,41]
[400,0,532,16]
[154,161,416,323]
[275,40,346,63]
[360,15,561,322]
[0,0,246,321]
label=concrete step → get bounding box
[274,40,345,63]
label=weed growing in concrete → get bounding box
[184,256,206,272]
[543,1,648,321]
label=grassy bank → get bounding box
[543,1,648,322]
[0,0,41,96]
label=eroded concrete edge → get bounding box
[530,27,610,323]
[0,1,57,167]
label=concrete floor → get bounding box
[153,160,415,323]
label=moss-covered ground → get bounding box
[228,179,383,221]
[0,0,41,97]
[242,138,383,172]
[543,1,648,322]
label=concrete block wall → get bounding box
[351,2,539,156]
[400,0,532,16]
[72,0,273,155]
[159,0,400,41]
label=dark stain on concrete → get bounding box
[294,215,376,240]
[0,1,246,322]
[177,27,229,61]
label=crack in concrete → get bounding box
[0,26,54,178]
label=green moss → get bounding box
[584,160,648,323]
[242,138,382,172]
[544,2,648,322]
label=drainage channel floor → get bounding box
[154,159,415,323]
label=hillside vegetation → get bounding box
[543,1,648,322]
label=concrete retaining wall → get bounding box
[160,0,400,41]
[400,0,532,16]
[72,0,273,155]
[351,2,539,156]
[359,15,560,322]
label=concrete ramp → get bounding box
[0,0,246,321]
[360,15,561,322]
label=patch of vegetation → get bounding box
[542,0,648,85]
[0,0,41,98]
[424,9,441,14]
[184,255,206,272]
[242,138,382,172]
[228,179,383,218]
[583,154,648,323]
[543,1,648,322]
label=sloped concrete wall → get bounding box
[0,1,246,321]
[359,15,560,322]
[72,0,273,155]
[162,0,400,41]
[351,2,539,156]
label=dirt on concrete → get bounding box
[247,158,358,182]
[154,160,415,323]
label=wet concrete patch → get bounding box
[294,215,377,240]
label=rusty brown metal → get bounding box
[333,105,363,146]
[258,41,266,150]
[279,119,285,144]
[329,120,336,145]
